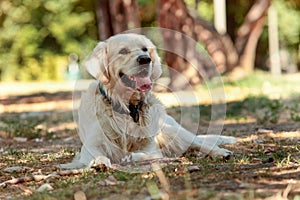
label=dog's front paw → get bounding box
[122,152,163,163]
[88,156,112,168]
[209,147,233,158]
[122,152,149,162]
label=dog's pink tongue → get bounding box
[135,77,152,92]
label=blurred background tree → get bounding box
[257,0,300,72]
[95,0,140,40]
[159,0,272,89]
[0,0,97,81]
[0,0,299,82]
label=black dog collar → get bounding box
[98,83,143,123]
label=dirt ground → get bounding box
[0,79,299,200]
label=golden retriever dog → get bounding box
[61,33,236,169]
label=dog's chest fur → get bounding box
[95,91,164,153]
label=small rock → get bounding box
[186,165,200,173]
[37,183,54,192]
[74,191,87,200]
[13,137,27,142]
[253,138,265,143]
[34,138,43,142]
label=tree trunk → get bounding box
[235,0,271,71]
[268,5,281,75]
[111,0,128,33]
[96,0,113,40]
[95,0,140,40]
[158,0,271,87]
[213,0,227,34]
[158,0,210,90]
[123,0,140,29]
[194,17,238,72]
[158,0,238,90]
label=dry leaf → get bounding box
[256,129,273,134]
[18,184,33,195]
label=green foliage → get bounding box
[274,0,300,51]
[138,0,157,27]
[0,0,97,81]
[185,0,214,21]
[0,115,43,139]
[251,97,283,124]
[272,150,290,167]
[288,98,300,121]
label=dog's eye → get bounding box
[119,48,130,54]
[142,47,148,52]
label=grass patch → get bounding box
[167,95,299,125]
[0,115,43,139]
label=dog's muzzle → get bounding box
[119,55,153,92]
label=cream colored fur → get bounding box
[60,33,236,169]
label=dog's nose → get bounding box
[137,55,151,65]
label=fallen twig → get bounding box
[118,157,185,166]
[0,168,94,188]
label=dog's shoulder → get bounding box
[146,92,164,108]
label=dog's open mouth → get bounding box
[119,72,152,92]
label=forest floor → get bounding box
[0,71,300,200]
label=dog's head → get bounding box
[85,33,162,109]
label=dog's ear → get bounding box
[150,47,162,80]
[85,42,109,83]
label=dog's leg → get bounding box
[80,145,112,168]
[192,135,236,157]
[196,135,236,146]
[123,140,163,162]
[60,144,112,169]
[158,115,236,157]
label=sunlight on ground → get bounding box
[240,130,300,143]
[1,72,299,114]
[0,100,73,114]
